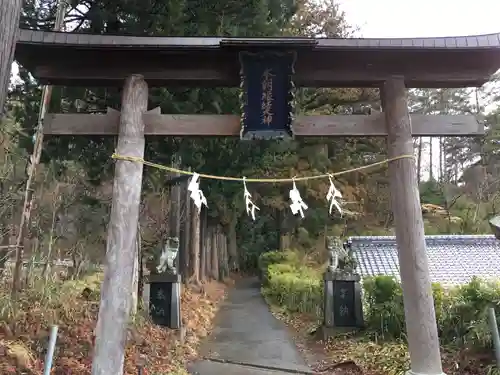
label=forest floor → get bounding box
[269,307,496,375]
[0,272,231,375]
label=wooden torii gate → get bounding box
[15,30,500,375]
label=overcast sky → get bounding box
[338,0,500,38]
[337,0,500,180]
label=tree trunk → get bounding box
[199,208,207,281]
[189,201,200,284]
[218,229,223,281]
[0,0,22,115]
[219,228,229,281]
[168,155,181,271]
[211,226,219,280]
[227,221,238,271]
[225,232,229,278]
[204,226,210,279]
[180,176,191,284]
[92,75,148,375]
[223,232,229,278]
[280,234,291,251]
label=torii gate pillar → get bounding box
[92,74,148,375]
[382,77,445,375]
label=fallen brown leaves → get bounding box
[0,275,230,375]
[268,305,497,375]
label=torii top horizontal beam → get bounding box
[15,30,500,88]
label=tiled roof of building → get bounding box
[349,235,500,286]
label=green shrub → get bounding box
[260,250,500,351]
[268,263,297,278]
[439,277,500,347]
[363,276,406,339]
[431,282,446,322]
[264,268,322,316]
[258,250,300,285]
[362,277,446,340]
[260,250,322,317]
[363,275,500,348]
[258,249,299,269]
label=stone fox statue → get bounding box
[157,237,180,274]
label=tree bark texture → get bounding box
[199,208,207,281]
[190,201,200,284]
[206,225,215,279]
[92,75,148,375]
[204,226,210,279]
[382,77,444,375]
[168,156,181,270]
[205,231,211,280]
[180,177,191,283]
[211,227,219,280]
[227,221,238,271]
[218,228,229,281]
[0,0,22,115]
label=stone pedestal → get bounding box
[321,270,363,339]
[146,273,181,329]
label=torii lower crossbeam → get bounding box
[42,110,482,137]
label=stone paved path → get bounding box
[188,278,314,375]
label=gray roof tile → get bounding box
[349,235,500,286]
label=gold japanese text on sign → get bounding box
[261,68,275,126]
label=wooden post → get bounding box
[130,224,141,315]
[382,77,444,375]
[92,75,148,375]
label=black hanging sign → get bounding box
[239,51,296,140]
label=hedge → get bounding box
[259,250,323,317]
[259,249,500,348]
